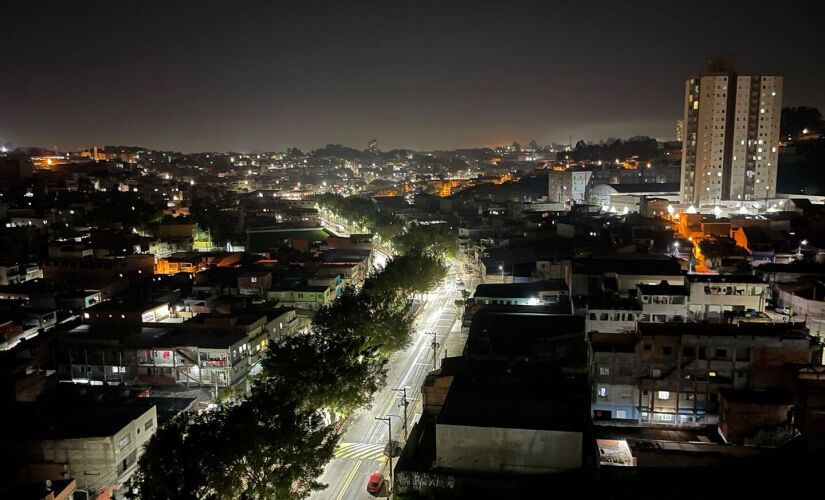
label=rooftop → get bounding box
[637,321,812,340]
[438,362,588,432]
[687,275,766,284]
[573,254,683,276]
[637,283,689,296]
[474,279,568,299]
[0,399,155,440]
[467,308,585,362]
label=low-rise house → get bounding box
[586,298,641,334]
[237,271,272,297]
[83,300,173,325]
[0,399,157,499]
[53,324,256,390]
[687,275,768,322]
[571,254,684,297]
[472,280,569,307]
[590,333,641,420]
[717,388,794,445]
[589,322,822,426]
[637,282,689,323]
[267,284,332,310]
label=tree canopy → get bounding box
[129,250,433,499]
[393,222,457,259]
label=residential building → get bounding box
[586,297,641,334]
[472,280,569,307]
[267,284,332,310]
[591,323,821,425]
[637,282,689,323]
[687,275,768,321]
[679,58,783,207]
[0,399,157,498]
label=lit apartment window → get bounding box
[598,387,607,397]
[658,391,670,400]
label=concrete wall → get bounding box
[435,424,582,473]
[39,405,156,496]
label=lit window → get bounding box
[598,387,607,397]
[658,391,670,400]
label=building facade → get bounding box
[679,59,782,207]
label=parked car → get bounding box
[366,472,385,495]
[775,306,792,315]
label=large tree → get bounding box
[393,222,457,258]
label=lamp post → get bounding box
[428,332,440,369]
[375,414,401,496]
[798,239,808,259]
[498,264,503,283]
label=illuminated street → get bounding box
[311,258,471,500]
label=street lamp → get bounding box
[498,264,503,283]
[797,239,809,259]
[375,415,401,495]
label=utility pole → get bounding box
[392,388,409,438]
[375,415,400,497]
[428,332,440,369]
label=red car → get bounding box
[366,472,384,494]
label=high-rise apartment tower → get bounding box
[679,57,782,207]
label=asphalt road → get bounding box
[310,261,470,500]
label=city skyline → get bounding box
[3,0,824,152]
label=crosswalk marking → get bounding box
[335,442,388,461]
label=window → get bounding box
[715,348,728,359]
[118,435,131,450]
[251,277,257,283]
[112,366,126,374]
[598,387,607,397]
[589,313,597,320]
[599,367,610,376]
[683,347,696,357]
[661,346,673,355]
[658,391,670,400]
[643,344,652,351]
[145,419,154,431]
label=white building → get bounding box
[637,283,689,323]
[586,298,641,334]
[570,170,593,204]
[680,57,782,208]
[687,275,768,322]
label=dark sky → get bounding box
[2,0,824,153]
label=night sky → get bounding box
[3,0,824,152]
